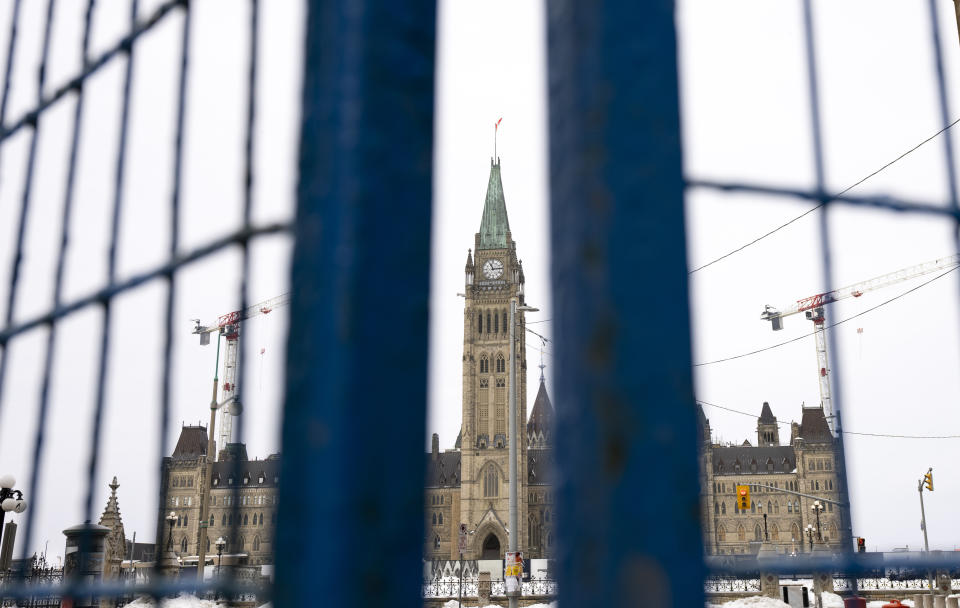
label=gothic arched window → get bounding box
[253,536,261,551]
[717,525,726,542]
[479,355,489,374]
[502,311,507,333]
[432,513,437,525]
[209,515,214,526]
[487,311,492,333]
[243,514,249,526]
[483,465,499,497]
[774,501,780,514]
[259,513,264,526]
[494,312,499,333]
[222,514,227,526]
[478,312,483,334]
[771,524,780,541]
[737,525,745,541]
[721,502,726,515]
[434,535,440,549]
[714,502,719,515]
[496,353,505,373]
[438,513,443,525]
[750,501,756,514]
[238,537,245,550]
[180,537,187,553]
[754,524,762,541]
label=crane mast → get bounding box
[761,254,960,433]
[193,293,289,456]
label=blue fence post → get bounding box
[546,1,704,605]
[273,2,436,606]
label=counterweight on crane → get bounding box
[192,293,290,455]
[760,254,960,433]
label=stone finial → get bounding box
[109,477,119,495]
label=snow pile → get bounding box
[706,597,790,607]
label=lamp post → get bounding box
[0,475,26,579]
[763,513,768,541]
[508,298,537,608]
[165,512,177,553]
[810,500,823,541]
[215,537,226,575]
[805,524,815,552]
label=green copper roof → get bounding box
[477,160,511,250]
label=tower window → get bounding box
[502,311,507,332]
[478,313,483,334]
[483,465,499,497]
[479,355,489,374]
[496,354,505,373]
[494,312,499,333]
[487,311,492,333]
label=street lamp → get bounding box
[0,476,27,560]
[165,512,178,553]
[810,500,824,541]
[805,524,815,552]
[508,299,537,608]
[215,537,226,576]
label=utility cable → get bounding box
[688,117,960,274]
[697,399,960,439]
[693,266,960,367]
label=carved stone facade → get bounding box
[98,477,126,579]
[699,402,845,555]
[156,432,279,566]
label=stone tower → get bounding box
[460,158,530,560]
[757,402,780,447]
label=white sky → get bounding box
[0,0,957,564]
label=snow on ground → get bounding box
[122,595,271,608]
[706,596,790,607]
[441,601,556,608]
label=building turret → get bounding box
[465,249,474,286]
[757,401,780,446]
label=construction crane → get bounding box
[760,254,960,433]
[192,293,290,455]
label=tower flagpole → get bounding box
[494,117,502,161]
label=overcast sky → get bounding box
[0,0,958,564]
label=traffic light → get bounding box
[736,485,751,511]
[924,470,933,492]
[857,537,865,553]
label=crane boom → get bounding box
[192,292,290,455]
[761,254,960,327]
[760,254,960,435]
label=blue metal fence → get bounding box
[0,0,958,606]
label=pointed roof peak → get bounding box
[759,401,776,423]
[477,160,510,250]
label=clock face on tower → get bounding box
[482,259,504,279]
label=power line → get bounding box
[526,319,551,325]
[693,266,960,367]
[688,117,960,274]
[697,400,960,439]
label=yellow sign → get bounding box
[505,564,522,577]
[736,485,751,511]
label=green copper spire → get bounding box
[477,159,511,250]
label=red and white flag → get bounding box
[495,117,502,130]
